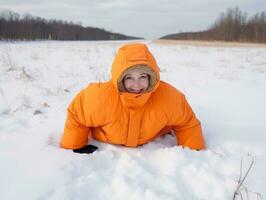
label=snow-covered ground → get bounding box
[0,40,266,200]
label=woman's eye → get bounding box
[140,75,148,79]
[125,76,132,80]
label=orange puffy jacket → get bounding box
[60,43,205,150]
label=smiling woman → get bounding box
[119,64,157,94]
[123,70,149,94]
[60,43,205,153]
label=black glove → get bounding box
[73,145,98,154]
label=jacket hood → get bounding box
[111,43,160,108]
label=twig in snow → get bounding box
[233,156,256,200]
[21,66,33,80]
[1,45,16,71]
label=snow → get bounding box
[1,40,266,200]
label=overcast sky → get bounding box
[1,0,266,39]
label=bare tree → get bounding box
[0,10,140,41]
[161,7,266,43]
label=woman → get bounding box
[60,43,205,154]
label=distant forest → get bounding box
[0,10,141,41]
[161,7,266,43]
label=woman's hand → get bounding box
[73,145,98,154]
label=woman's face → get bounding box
[123,71,149,94]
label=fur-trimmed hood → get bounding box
[111,43,160,108]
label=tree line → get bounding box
[0,10,140,40]
[161,7,266,43]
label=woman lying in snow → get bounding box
[60,43,205,154]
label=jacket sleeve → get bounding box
[172,95,205,150]
[60,90,91,149]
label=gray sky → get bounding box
[1,0,266,39]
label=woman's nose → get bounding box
[132,80,141,88]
